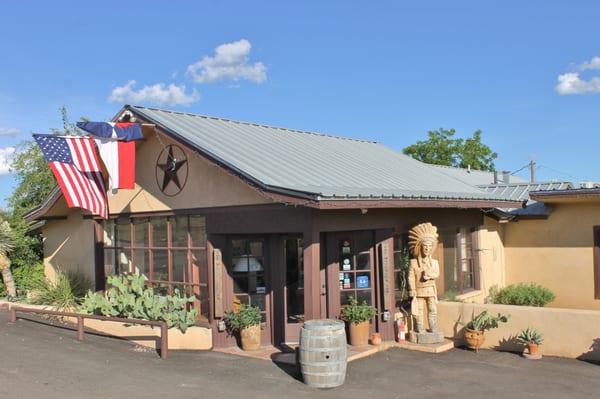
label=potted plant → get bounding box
[225,304,262,351]
[517,327,544,357]
[340,297,377,346]
[460,310,510,352]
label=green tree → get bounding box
[0,108,72,296]
[7,141,55,217]
[403,128,498,171]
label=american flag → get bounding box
[34,134,108,219]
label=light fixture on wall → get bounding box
[361,208,368,215]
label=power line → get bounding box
[510,163,530,175]
[537,164,580,181]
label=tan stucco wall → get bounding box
[41,211,95,284]
[502,202,600,310]
[107,132,271,214]
[438,301,600,361]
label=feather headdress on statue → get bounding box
[408,222,438,257]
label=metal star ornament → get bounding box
[155,144,188,196]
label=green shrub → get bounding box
[491,283,555,307]
[340,296,377,324]
[517,327,544,345]
[29,269,91,310]
[80,274,198,333]
[225,304,262,332]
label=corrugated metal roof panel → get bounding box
[130,106,515,202]
[478,181,574,201]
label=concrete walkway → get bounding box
[0,310,598,399]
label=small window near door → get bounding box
[338,238,373,306]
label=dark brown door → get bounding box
[228,237,271,346]
[283,237,304,343]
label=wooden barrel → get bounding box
[299,319,347,388]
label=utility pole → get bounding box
[530,160,536,183]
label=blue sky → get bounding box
[1,1,599,207]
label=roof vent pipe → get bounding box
[502,171,510,184]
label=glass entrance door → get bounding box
[284,237,304,342]
[230,238,271,345]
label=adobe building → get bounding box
[26,105,519,347]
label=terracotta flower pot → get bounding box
[370,332,382,346]
[464,328,485,352]
[527,343,541,356]
[240,324,261,351]
[349,321,370,346]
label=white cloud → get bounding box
[555,72,600,95]
[0,127,19,136]
[579,56,600,71]
[0,147,15,175]
[186,39,267,84]
[556,56,600,95]
[108,80,199,106]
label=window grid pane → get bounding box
[102,216,208,320]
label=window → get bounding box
[103,215,208,320]
[392,228,476,304]
[339,236,373,306]
[442,228,475,295]
[393,235,410,309]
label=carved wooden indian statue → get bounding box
[407,222,444,344]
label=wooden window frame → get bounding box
[102,215,208,318]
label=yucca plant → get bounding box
[0,220,16,299]
[29,270,92,310]
[517,327,544,345]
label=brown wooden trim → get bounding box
[313,199,523,209]
[303,227,321,320]
[471,228,481,291]
[594,226,600,300]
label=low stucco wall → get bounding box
[438,301,600,361]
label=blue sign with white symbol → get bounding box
[357,275,369,289]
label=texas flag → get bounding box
[76,121,143,141]
[76,121,143,192]
[94,139,136,192]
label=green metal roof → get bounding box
[128,105,517,203]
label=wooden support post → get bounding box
[303,228,321,321]
[76,316,84,341]
[9,307,16,323]
[160,323,168,359]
